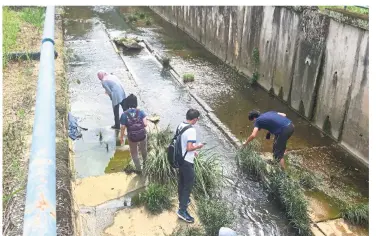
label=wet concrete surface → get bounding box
[64,6,369,236]
[65,6,296,236]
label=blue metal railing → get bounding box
[22,6,57,236]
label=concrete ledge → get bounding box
[315,218,368,236]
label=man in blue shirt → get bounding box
[243,110,294,169]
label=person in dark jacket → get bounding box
[243,110,294,170]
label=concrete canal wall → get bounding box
[149,6,369,164]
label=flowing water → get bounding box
[64,6,368,235]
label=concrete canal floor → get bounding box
[63,6,368,236]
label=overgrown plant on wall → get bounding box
[250,48,260,84]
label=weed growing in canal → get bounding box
[127,14,138,23]
[139,183,173,214]
[298,170,319,190]
[269,168,311,236]
[124,161,137,174]
[236,142,266,180]
[144,147,178,185]
[197,198,235,236]
[138,12,146,19]
[170,225,206,236]
[250,71,260,84]
[193,152,223,198]
[341,203,369,226]
[147,126,173,148]
[146,18,152,26]
[250,48,260,84]
[252,48,260,66]
[183,73,195,83]
[98,130,103,141]
[161,56,171,68]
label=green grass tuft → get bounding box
[318,6,369,15]
[193,152,223,198]
[20,7,45,29]
[250,71,260,84]
[139,183,173,214]
[146,18,152,26]
[144,147,178,185]
[269,168,312,235]
[183,73,195,83]
[236,143,266,179]
[170,226,206,236]
[197,198,235,236]
[161,56,171,68]
[341,203,369,226]
[3,7,21,67]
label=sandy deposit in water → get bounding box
[104,199,201,236]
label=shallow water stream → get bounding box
[64,6,368,235]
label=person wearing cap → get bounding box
[97,70,127,129]
[243,110,294,170]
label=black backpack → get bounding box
[167,124,192,168]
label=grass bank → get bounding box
[2,6,73,235]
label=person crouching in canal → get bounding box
[97,70,127,130]
[119,94,148,173]
[243,110,294,170]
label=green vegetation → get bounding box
[139,183,173,214]
[127,14,138,22]
[197,198,235,236]
[161,56,171,68]
[183,73,195,83]
[341,203,369,226]
[318,6,369,15]
[145,127,177,184]
[170,226,206,236]
[250,71,260,85]
[269,168,311,235]
[20,7,45,29]
[236,142,266,179]
[147,125,173,148]
[146,18,152,26]
[144,147,177,185]
[3,7,46,67]
[237,144,312,235]
[251,48,260,66]
[193,152,222,198]
[250,48,260,84]
[3,7,21,67]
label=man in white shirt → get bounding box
[176,109,205,223]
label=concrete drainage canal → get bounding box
[63,6,368,236]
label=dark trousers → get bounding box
[273,123,294,161]
[178,161,195,211]
[113,98,127,128]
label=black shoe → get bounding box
[177,209,194,223]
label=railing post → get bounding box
[22,6,57,236]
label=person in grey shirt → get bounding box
[97,70,127,129]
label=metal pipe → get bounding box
[22,6,57,236]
